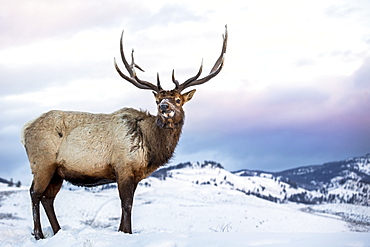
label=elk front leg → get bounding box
[117,176,138,234]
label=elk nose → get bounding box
[159,103,169,112]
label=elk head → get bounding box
[114,26,228,128]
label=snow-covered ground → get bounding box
[0,165,369,246]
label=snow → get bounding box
[166,165,307,202]
[1,230,370,247]
[358,160,370,175]
[0,165,369,247]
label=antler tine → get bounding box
[172,69,180,89]
[130,49,145,73]
[114,58,152,90]
[114,30,161,92]
[172,59,203,90]
[157,73,163,91]
[176,25,228,92]
[210,26,228,73]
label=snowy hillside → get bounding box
[234,154,370,206]
[152,161,308,203]
[0,162,370,246]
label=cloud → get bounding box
[0,1,207,50]
[0,0,137,47]
[0,62,99,97]
[325,4,358,18]
[295,58,316,67]
[352,57,370,88]
[127,3,206,30]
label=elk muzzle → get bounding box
[159,100,175,118]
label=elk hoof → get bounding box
[33,230,45,240]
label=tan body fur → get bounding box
[23,108,180,189]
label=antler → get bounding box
[114,31,162,92]
[115,26,227,93]
[173,25,228,92]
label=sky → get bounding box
[1,0,370,184]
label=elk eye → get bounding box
[156,100,160,105]
[176,99,181,104]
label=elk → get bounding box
[21,26,227,240]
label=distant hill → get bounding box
[0,177,22,187]
[274,154,370,190]
[151,154,370,206]
[151,160,224,179]
[0,177,10,184]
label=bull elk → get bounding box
[21,26,227,239]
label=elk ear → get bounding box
[182,89,196,103]
[152,91,157,98]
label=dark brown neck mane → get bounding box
[145,114,184,172]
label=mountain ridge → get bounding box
[152,153,370,206]
[233,153,370,192]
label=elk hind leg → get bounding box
[41,173,63,235]
[30,165,57,239]
[30,181,44,240]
